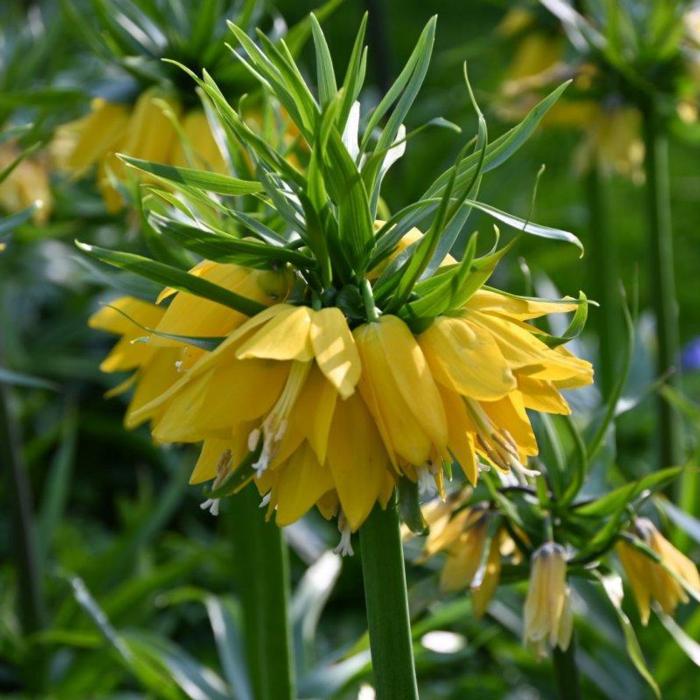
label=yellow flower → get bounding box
[53,91,234,211]
[523,542,573,656]
[0,144,52,223]
[89,261,290,428]
[131,303,395,536]
[88,296,199,429]
[412,491,516,618]
[573,105,645,180]
[617,518,700,625]
[417,289,592,483]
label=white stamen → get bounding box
[259,493,271,509]
[249,362,310,478]
[334,527,354,557]
[417,465,437,497]
[200,498,220,516]
[175,360,184,372]
[334,512,354,557]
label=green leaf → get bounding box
[462,199,583,253]
[0,205,38,236]
[574,467,682,517]
[149,213,315,269]
[595,572,661,699]
[120,155,263,195]
[76,241,266,317]
[310,13,337,107]
[337,13,368,129]
[0,366,57,390]
[38,404,78,563]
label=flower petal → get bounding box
[310,307,361,399]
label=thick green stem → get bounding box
[585,163,618,399]
[359,497,418,700]
[229,484,295,700]
[641,97,684,469]
[552,636,581,700]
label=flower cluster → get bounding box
[85,15,593,551]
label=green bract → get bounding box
[79,13,584,330]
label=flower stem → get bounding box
[229,484,295,700]
[641,96,684,469]
[359,497,418,700]
[552,636,581,700]
[585,163,618,399]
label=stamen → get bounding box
[259,493,271,509]
[333,511,354,557]
[417,464,437,497]
[200,498,220,516]
[466,399,539,477]
[250,361,311,478]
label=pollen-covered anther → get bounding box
[199,449,233,517]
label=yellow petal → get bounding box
[274,443,334,526]
[438,386,479,485]
[472,532,502,619]
[467,289,579,320]
[481,392,538,458]
[152,359,288,443]
[236,305,314,361]
[355,320,433,465]
[420,316,516,401]
[310,307,361,399]
[59,98,130,175]
[326,393,389,531]
[377,315,448,447]
[89,296,165,336]
[290,364,338,464]
[100,336,156,373]
[124,349,182,428]
[517,374,571,415]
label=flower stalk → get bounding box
[229,484,295,700]
[585,163,618,399]
[552,636,581,700]
[359,496,419,700]
[641,95,683,469]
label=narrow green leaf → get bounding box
[310,13,337,107]
[120,155,263,195]
[596,572,661,698]
[76,242,266,317]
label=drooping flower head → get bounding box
[50,3,318,210]
[84,14,593,546]
[617,518,700,625]
[523,542,573,656]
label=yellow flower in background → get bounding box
[496,8,644,179]
[0,144,52,223]
[573,105,645,181]
[412,490,521,618]
[523,542,573,656]
[617,518,700,625]
[52,90,227,211]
